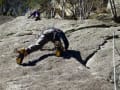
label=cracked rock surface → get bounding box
[0,16,120,90]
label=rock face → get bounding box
[0,16,120,90]
[0,16,14,25]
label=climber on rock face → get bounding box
[28,9,41,21]
[16,27,69,65]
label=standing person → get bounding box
[16,27,69,65]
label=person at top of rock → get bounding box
[28,9,41,21]
[16,27,69,65]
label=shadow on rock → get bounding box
[22,53,55,66]
[61,50,86,65]
[22,50,86,67]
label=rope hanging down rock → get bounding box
[113,32,117,90]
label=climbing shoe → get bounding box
[16,48,28,65]
[54,41,63,57]
[55,49,61,57]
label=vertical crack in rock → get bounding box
[84,40,107,65]
[85,35,119,65]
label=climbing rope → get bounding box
[113,32,117,90]
[113,31,120,90]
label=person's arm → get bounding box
[28,12,34,18]
[60,32,69,50]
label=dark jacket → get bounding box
[42,28,69,50]
[28,10,40,18]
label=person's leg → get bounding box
[35,17,40,21]
[16,35,49,65]
[27,34,49,54]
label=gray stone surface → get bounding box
[0,16,120,90]
[0,16,14,25]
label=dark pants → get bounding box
[35,17,41,21]
[27,34,61,54]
